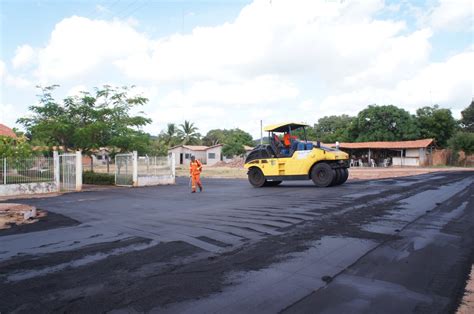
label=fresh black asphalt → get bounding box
[0,172,473,313]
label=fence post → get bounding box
[53,151,60,191]
[171,153,176,182]
[76,151,82,191]
[132,151,138,187]
[3,158,6,185]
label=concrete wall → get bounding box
[0,182,58,196]
[392,157,419,166]
[169,147,207,166]
[405,148,421,157]
[137,176,175,186]
[206,146,222,166]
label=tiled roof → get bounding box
[0,124,17,139]
[170,145,210,151]
[329,139,434,149]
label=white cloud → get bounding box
[4,0,472,137]
[0,103,22,127]
[116,0,406,84]
[12,45,35,69]
[95,4,110,14]
[36,16,150,82]
[146,75,299,133]
[5,76,32,89]
[320,49,474,116]
[426,0,473,31]
[0,59,32,89]
[66,84,87,96]
[0,60,6,83]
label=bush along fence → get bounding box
[0,151,82,197]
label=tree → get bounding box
[350,105,419,142]
[448,132,474,155]
[460,100,474,132]
[222,142,246,158]
[148,137,169,156]
[177,120,201,145]
[203,128,253,147]
[18,85,152,168]
[313,115,354,143]
[226,129,254,147]
[0,136,33,159]
[202,129,226,146]
[221,128,254,158]
[416,105,457,147]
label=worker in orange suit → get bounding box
[283,133,298,147]
[189,155,203,193]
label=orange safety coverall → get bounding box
[189,159,203,192]
[283,134,297,147]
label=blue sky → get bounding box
[1,0,472,137]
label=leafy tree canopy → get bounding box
[203,129,253,147]
[177,120,201,145]
[0,136,33,159]
[222,142,246,158]
[18,85,152,155]
[204,128,253,158]
[448,132,474,155]
[350,105,419,142]
[416,105,457,147]
[460,100,474,132]
[313,114,354,143]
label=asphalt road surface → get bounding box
[0,172,473,313]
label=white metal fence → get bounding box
[58,153,78,191]
[0,157,55,185]
[115,153,134,186]
[115,152,175,186]
[138,156,173,178]
[0,152,82,196]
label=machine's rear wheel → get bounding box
[311,163,334,187]
[248,167,266,187]
[339,168,349,185]
[330,168,341,186]
[263,180,282,187]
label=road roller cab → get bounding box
[244,122,350,187]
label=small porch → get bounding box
[329,139,435,167]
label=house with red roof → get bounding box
[0,124,18,139]
[328,139,435,167]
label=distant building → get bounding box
[169,144,254,166]
[169,145,211,166]
[327,139,435,167]
[0,124,17,139]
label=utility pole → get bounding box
[260,120,263,145]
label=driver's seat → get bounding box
[270,134,283,157]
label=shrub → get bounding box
[448,132,474,155]
[83,171,115,185]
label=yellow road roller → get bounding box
[244,122,350,187]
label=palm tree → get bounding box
[178,120,200,145]
[164,123,178,146]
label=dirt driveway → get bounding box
[0,171,473,313]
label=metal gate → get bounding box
[115,153,134,186]
[59,153,76,191]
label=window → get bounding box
[208,153,216,159]
[185,153,190,159]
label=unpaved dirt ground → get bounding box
[0,172,473,313]
[457,265,474,314]
[176,165,474,180]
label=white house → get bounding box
[168,145,209,166]
[168,144,254,166]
